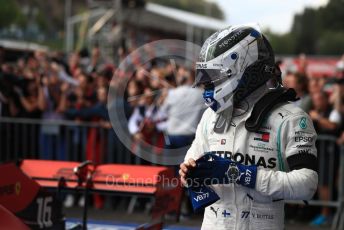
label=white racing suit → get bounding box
[185,89,318,230]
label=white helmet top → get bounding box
[194,24,276,113]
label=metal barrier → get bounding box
[1,117,344,228]
[0,117,136,165]
[286,135,344,230]
[334,145,344,230]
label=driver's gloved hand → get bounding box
[186,153,258,189]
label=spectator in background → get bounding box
[61,81,112,209]
[67,52,81,77]
[284,72,312,113]
[51,62,79,87]
[308,76,326,96]
[332,79,344,145]
[310,91,341,135]
[87,45,102,73]
[128,87,166,157]
[2,55,48,158]
[298,53,308,75]
[39,64,67,161]
[160,67,205,150]
[149,68,163,90]
[134,67,149,89]
[126,79,144,110]
[107,77,132,163]
[335,54,344,78]
[163,62,177,87]
[14,78,45,118]
[5,53,45,119]
[309,91,341,226]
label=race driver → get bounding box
[179,24,318,230]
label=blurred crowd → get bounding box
[1,45,344,217]
[0,44,207,169]
[0,46,119,166]
[281,54,344,226]
[0,46,110,121]
[282,55,344,144]
[126,59,205,156]
[0,45,204,209]
[1,46,344,160]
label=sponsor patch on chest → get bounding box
[253,131,270,143]
[249,143,274,153]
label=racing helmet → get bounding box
[194,24,277,113]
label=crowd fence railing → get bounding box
[0,117,343,229]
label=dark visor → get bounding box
[193,68,229,88]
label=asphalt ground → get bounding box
[64,204,332,230]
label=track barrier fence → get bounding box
[0,117,343,229]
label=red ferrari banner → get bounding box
[20,160,183,220]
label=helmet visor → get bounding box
[193,62,229,88]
